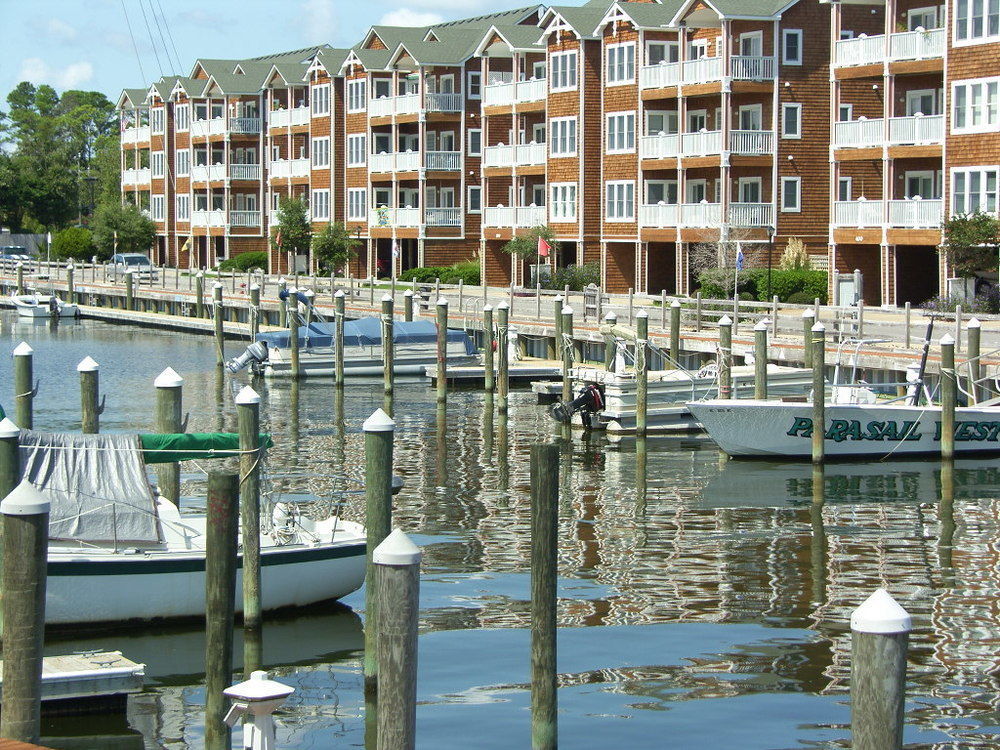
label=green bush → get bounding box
[757,269,827,304]
[545,262,600,291]
[786,291,815,305]
[398,260,480,286]
[218,251,268,272]
[696,268,761,300]
[51,226,95,261]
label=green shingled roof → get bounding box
[118,88,149,108]
[479,22,546,52]
[699,0,791,17]
[615,0,684,29]
[547,5,610,39]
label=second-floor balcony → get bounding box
[269,158,310,179]
[639,202,774,228]
[229,210,261,227]
[482,142,546,168]
[368,92,462,118]
[680,130,723,156]
[834,28,944,67]
[639,55,775,90]
[832,198,944,228]
[191,209,227,227]
[368,150,461,172]
[268,106,310,129]
[229,117,261,135]
[483,205,547,228]
[122,125,151,145]
[639,203,678,228]
[191,118,225,138]
[191,164,226,183]
[369,207,420,227]
[833,114,943,149]
[641,129,775,160]
[122,167,151,187]
[680,202,722,227]
[229,164,261,181]
[425,207,461,227]
[482,75,547,107]
[425,151,461,170]
[728,202,773,227]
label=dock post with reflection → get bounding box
[530,443,559,750]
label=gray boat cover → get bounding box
[18,430,162,544]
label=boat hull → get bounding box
[263,345,478,378]
[11,295,79,318]
[688,399,1000,459]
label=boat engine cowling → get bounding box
[550,384,604,424]
[225,341,269,374]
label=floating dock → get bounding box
[0,651,144,713]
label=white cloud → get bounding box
[17,58,94,90]
[377,8,445,26]
[302,0,337,29]
[46,18,78,42]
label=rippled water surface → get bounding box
[3,312,1000,749]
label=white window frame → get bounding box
[606,41,636,85]
[549,50,578,92]
[346,188,366,220]
[311,189,331,220]
[782,29,803,65]
[781,103,802,139]
[738,31,763,57]
[907,6,938,30]
[838,176,853,202]
[737,103,763,130]
[176,149,190,176]
[151,151,165,178]
[151,195,165,220]
[780,176,801,212]
[550,116,577,156]
[954,0,1000,44]
[605,111,636,153]
[951,167,999,215]
[737,176,763,203]
[646,110,678,135]
[176,195,190,222]
[605,180,635,222]
[150,107,165,134]
[647,40,679,65]
[312,83,331,116]
[838,103,854,122]
[645,179,677,204]
[175,103,190,131]
[550,182,577,222]
[686,179,707,203]
[467,128,482,156]
[467,71,481,99]
[951,77,1000,133]
[467,185,482,213]
[346,134,365,167]
[313,136,332,168]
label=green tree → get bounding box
[311,222,360,273]
[500,225,559,260]
[91,202,155,260]
[942,212,1000,278]
[270,197,311,259]
[51,226,95,260]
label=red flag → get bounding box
[276,229,283,248]
[537,236,551,258]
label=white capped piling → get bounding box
[530,444,559,750]
[212,282,225,366]
[382,294,395,411]
[66,262,75,304]
[635,310,648,437]
[334,290,346,387]
[0,482,49,744]
[604,312,617,371]
[561,305,574,403]
[549,295,563,360]
[16,262,24,294]
[851,589,911,750]
[812,322,826,464]
[436,298,448,404]
[277,278,287,328]
[754,320,768,400]
[154,367,184,505]
[195,271,205,318]
[125,269,135,310]
[236,386,263,647]
[204,472,240,750]
[966,317,981,403]
[13,342,35,430]
[802,308,815,369]
[403,289,414,322]
[940,334,956,461]
[78,356,101,433]
[717,316,732,399]
[670,299,681,367]
[0,418,19,501]
[363,409,395,697]
[223,671,294,750]
[374,530,422,750]
[287,290,300,379]
[483,305,495,393]
[249,284,261,341]
[497,302,510,414]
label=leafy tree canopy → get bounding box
[270,197,311,257]
[91,202,156,260]
[311,222,360,273]
[942,212,1000,278]
[500,225,559,259]
[51,226,96,261]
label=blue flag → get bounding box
[735,247,745,271]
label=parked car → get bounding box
[0,246,33,270]
[106,253,158,281]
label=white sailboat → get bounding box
[10,292,79,318]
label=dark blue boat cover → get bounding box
[255,316,475,354]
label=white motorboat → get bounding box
[10,292,79,318]
[12,426,366,626]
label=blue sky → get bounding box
[0,0,557,105]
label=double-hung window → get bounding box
[467,185,482,213]
[312,136,331,168]
[550,183,577,222]
[952,77,1000,133]
[781,177,801,212]
[151,151,165,178]
[550,51,578,91]
[467,128,482,156]
[955,0,1000,43]
[606,42,635,84]
[151,195,165,220]
[311,189,330,220]
[782,29,803,65]
[467,71,481,99]
[781,103,802,138]
[175,104,190,131]
[606,112,635,153]
[952,167,999,214]
[150,107,165,133]
[347,188,366,220]
[312,83,331,115]
[550,117,577,156]
[346,134,365,167]
[176,195,190,221]
[605,181,635,221]
[176,149,190,176]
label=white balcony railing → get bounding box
[833,200,883,226]
[482,142,546,168]
[425,92,462,112]
[639,62,681,90]
[121,125,151,145]
[191,164,226,182]
[482,77,547,107]
[682,56,723,83]
[368,97,394,118]
[835,28,944,67]
[731,55,776,80]
[729,203,773,227]
[515,142,546,165]
[229,210,261,227]
[681,130,723,156]
[888,199,943,227]
[425,151,461,170]
[483,144,515,167]
[370,151,420,172]
[368,207,421,227]
[640,133,680,160]
[833,118,884,148]
[122,167,151,187]
[191,118,225,138]
[229,117,261,134]
[888,114,944,145]
[516,78,546,103]
[834,34,886,67]
[679,202,723,227]
[268,107,310,129]
[483,205,547,227]
[269,158,310,179]
[729,130,774,155]
[191,209,226,227]
[639,203,679,228]
[229,164,260,181]
[425,207,462,226]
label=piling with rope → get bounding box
[483,305,495,393]
[382,294,395,413]
[561,305,574,403]
[236,386,263,648]
[287,290,300,379]
[717,316,732,400]
[13,342,35,430]
[812,322,826,465]
[154,367,184,505]
[940,333,956,461]
[334,290,346,387]
[436,298,448,404]
[213,282,225,366]
[966,317,981,403]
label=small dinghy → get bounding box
[11,292,79,318]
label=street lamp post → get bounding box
[767,225,775,300]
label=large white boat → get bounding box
[12,425,366,626]
[10,292,79,318]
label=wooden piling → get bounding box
[695,291,702,331]
[382,294,394,412]
[530,443,559,750]
[288,291,300,379]
[754,320,768,400]
[549,296,563,360]
[204,471,239,750]
[403,289,414,322]
[67,263,75,304]
[966,317,981,403]
[236,387,262,644]
[154,367,183,505]
[374,529,422,750]
[483,305,495,393]
[212,282,225,366]
[0,418,19,501]
[561,305,573,403]
[850,589,911,750]
[497,303,510,414]
[771,295,779,336]
[436,298,448,404]
[277,278,287,328]
[635,310,648,437]
[940,334,955,461]
[195,272,205,318]
[363,409,395,697]
[78,356,100,433]
[0,482,50,744]
[334,290,345,387]
[904,302,911,349]
[812,322,826,464]
[604,312,617,371]
[669,299,681,367]
[125,270,135,310]
[802,309,815,369]
[717,316,732,400]
[16,262,24,294]
[249,284,261,341]
[13,342,34,430]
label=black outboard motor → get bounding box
[550,384,604,425]
[225,340,269,374]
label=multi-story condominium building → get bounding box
[117,0,1000,303]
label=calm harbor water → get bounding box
[2,311,1000,749]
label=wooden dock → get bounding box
[0,652,144,713]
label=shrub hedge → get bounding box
[399,260,480,286]
[696,268,827,304]
[217,251,268,272]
